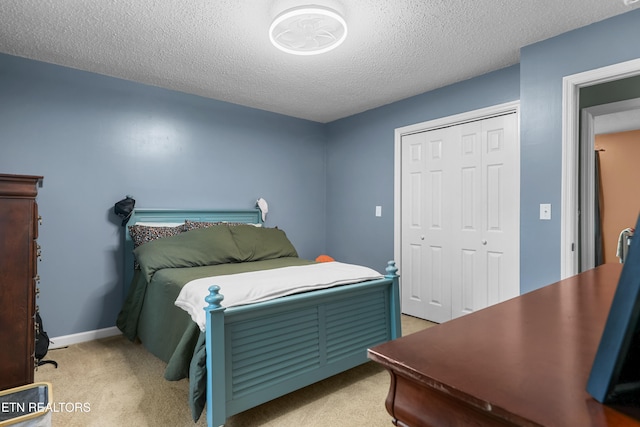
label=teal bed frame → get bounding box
[123,208,401,427]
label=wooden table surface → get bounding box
[369,263,640,426]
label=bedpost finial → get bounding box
[205,285,224,309]
[386,260,398,277]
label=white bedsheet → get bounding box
[174,262,384,331]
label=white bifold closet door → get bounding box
[401,113,519,323]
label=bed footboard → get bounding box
[204,261,401,427]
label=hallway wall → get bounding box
[595,129,640,263]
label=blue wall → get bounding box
[1,8,639,338]
[519,9,640,293]
[325,66,521,270]
[325,9,640,295]
[0,54,327,336]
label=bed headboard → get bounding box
[122,208,263,299]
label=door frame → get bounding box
[561,58,640,278]
[579,98,640,271]
[394,101,521,284]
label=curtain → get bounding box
[594,150,604,266]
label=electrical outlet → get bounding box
[540,204,551,220]
[375,206,382,217]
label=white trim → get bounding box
[49,326,121,349]
[394,100,520,277]
[561,58,640,279]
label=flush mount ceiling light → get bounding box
[269,6,347,55]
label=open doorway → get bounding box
[561,58,640,278]
[593,127,640,264]
[580,96,640,271]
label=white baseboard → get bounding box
[49,326,121,349]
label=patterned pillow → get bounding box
[183,220,223,231]
[128,224,186,248]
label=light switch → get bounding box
[540,204,551,220]
[375,206,382,217]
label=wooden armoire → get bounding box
[0,173,43,390]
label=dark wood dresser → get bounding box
[0,173,43,390]
[369,264,640,427]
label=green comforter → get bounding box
[117,258,316,420]
[116,224,316,421]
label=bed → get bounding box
[116,208,401,427]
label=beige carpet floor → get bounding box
[34,315,434,427]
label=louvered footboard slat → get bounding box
[205,261,401,427]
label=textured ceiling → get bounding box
[0,0,638,123]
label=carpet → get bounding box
[34,315,433,426]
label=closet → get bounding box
[0,174,43,390]
[399,110,519,323]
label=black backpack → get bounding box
[114,196,136,226]
[35,312,58,368]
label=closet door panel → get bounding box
[482,115,519,303]
[401,133,429,319]
[423,129,453,323]
[452,122,486,318]
[400,128,453,323]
